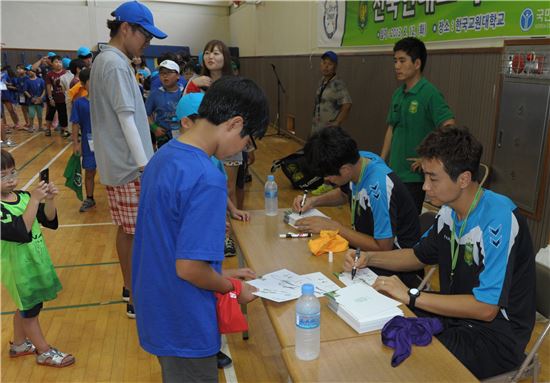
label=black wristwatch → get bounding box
[408,288,421,309]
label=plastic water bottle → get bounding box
[264,175,278,216]
[295,283,320,360]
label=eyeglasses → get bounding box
[245,134,257,152]
[1,170,18,182]
[134,24,153,42]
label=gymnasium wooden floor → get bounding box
[1,124,548,382]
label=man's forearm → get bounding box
[380,125,393,161]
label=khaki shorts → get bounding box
[106,179,141,234]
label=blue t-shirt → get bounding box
[24,77,45,99]
[14,76,28,96]
[150,75,187,93]
[132,139,227,358]
[1,72,16,103]
[145,86,184,135]
[70,98,94,157]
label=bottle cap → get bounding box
[328,251,334,263]
[267,174,274,181]
[301,283,314,295]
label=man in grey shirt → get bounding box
[90,0,166,318]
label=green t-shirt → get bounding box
[1,191,62,310]
[386,77,454,183]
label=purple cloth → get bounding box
[381,315,443,367]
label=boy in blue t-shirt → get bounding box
[145,60,184,149]
[133,76,269,382]
[70,68,96,212]
[23,66,45,132]
[14,65,30,129]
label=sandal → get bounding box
[36,347,75,368]
[9,339,36,358]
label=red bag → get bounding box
[215,278,249,334]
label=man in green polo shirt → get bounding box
[381,37,455,214]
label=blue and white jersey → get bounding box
[414,189,535,358]
[341,151,421,287]
[342,151,420,249]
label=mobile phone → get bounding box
[39,168,49,184]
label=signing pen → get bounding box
[299,190,308,215]
[279,232,312,238]
[351,248,361,280]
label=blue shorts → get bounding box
[82,153,96,170]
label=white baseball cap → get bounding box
[159,60,180,73]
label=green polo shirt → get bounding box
[386,77,454,183]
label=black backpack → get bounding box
[270,149,324,190]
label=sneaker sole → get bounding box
[122,296,130,302]
[126,312,136,319]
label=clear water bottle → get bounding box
[295,283,320,361]
[264,174,278,216]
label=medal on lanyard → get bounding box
[351,158,367,230]
[449,187,482,285]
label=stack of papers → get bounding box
[283,209,330,228]
[248,269,341,303]
[326,283,403,334]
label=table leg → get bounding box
[236,241,249,340]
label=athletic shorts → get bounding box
[81,153,96,170]
[106,179,141,234]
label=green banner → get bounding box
[342,1,550,46]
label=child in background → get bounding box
[1,65,20,131]
[24,66,45,133]
[67,59,88,102]
[44,56,69,137]
[14,64,30,129]
[145,60,183,149]
[70,68,96,212]
[1,149,75,367]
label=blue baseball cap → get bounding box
[62,58,71,69]
[321,50,338,64]
[77,46,92,58]
[176,93,204,121]
[137,69,150,78]
[112,1,167,39]
[25,65,33,71]
[47,52,57,58]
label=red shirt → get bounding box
[46,70,67,103]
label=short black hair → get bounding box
[303,127,360,177]
[198,76,269,139]
[50,55,62,63]
[417,126,482,182]
[16,64,24,70]
[107,16,140,38]
[79,68,91,83]
[69,59,86,75]
[393,37,428,72]
[184,60,200,75]
[1,149,15,170]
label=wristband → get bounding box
[150,122,159,132]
